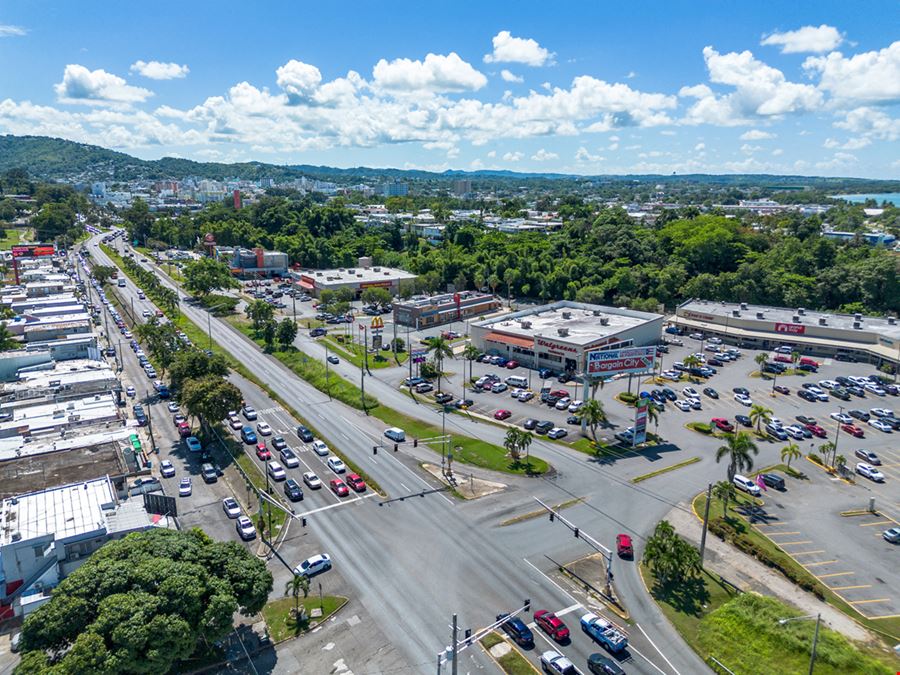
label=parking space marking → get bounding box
[778,540,813,546]
[816,571,854,579]
[790,550,825,556]
[848,598,891,605]
[829,584,871,591]
[766,531,801,536]
[859,520,891,527]
[802,560,838,567]
[867,613,900,620]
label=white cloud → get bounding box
[130,60,189,80]
[276,59,323,102]
[626,71,636,79]
[502,151,523,162]
[680,47,822,125]
[54,64,153,104]
[760,24,843,54]
[740,143,761,154]
[694,142,705,151]
[486,150,496,158]
[834,106,900,141]
[0,24,26,37]
[484,31,554,67]
[740,129,776,140]
[531,148,558,161]
[825,136,871,150]
[373,52,487,92]
[575,147,604,162]
[500,69,523,83]
[804,42,900,103]
[815,151,857,170]
[771,148,783,156]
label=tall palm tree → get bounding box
[519,429,533,470]
[504,428,522,464]
[819,441,836,467]
[712,480,737,517]
[790,350,800,368]
[715,431,759,481]
[754,352,769,374]
[462,343,480,392]
[682,353,701,382]
[834,454,846,471]
[426,335,454,393]
[749,403,773,432]
[646,401,661,439]
[575,399,607,441]
[285,574,310,622]
[780,442,801,468]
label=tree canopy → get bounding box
[14,528,272,675]
[182,257,239,298]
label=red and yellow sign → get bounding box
[371,316,384,331]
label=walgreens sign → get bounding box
[587,346,656,376]
[774,322,806,335]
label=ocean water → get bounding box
[831,192,900,205]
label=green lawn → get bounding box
[645,565,894,675]
[479,633,537,674]
[372,404,549,476]
[322,334,407,369]
[0,227,22,249]
[261,595,346,642]
[631,456,700,483]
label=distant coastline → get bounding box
[832,192,900,206]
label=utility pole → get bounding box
[407,323,413,381]
[364,325,371,375]
[324,344,332,400]
[360,326,367,414]
[809,614,821,675]
[699,482,712,565]
[145,391,157,455]
[832,404,844,469]
[450,613,459,675]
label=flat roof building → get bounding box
[215,246,289,278]
[471,301,663,375]
[675,299,900,367]
[295,258,416,298]
[394,291,501,329]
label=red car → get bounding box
[774,385,790,395]
[494,409,512,420]
[346,473,367,492]
[177,421,191,438]
[805,423,827,438]
[550,389,570,398]
[711,417,734,433]
[330,479,349,497]
[505,360,519,369]
[533,610,570,642]
[841,423,864,438]
[616,533,634,558]
[774,355,792,363]
[255,443,271,460]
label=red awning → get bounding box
[297,279,315,290]
[484,331,534,348]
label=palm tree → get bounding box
[790,350,800,368]
[835,454,846,472]
[285,574,310,622]
[646,401,661,439]
[425,335,454,393]
[519,430,533,470]
[754,352,769,375]
[819,441,836,467]
[462,343,480,391]
[504,428,522,465]
[712,480,737,517]
[780,442,801,468]
[749,403,773,432]
[715,431,759,482]
[575,399,607,441]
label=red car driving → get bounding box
[616,533,634,558]
[346,473,367,492]
[255,443,271,460]
[330,479,350,497]
[533,610,570,642]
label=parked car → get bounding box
[735,414,752,427]
[222,497,241,518]
[711,418,734,432]
[883,527,900,543]
[841,423,865,438]
[703,387,719,399]
[856,462,885,482]
[235,516,257,540]
[733,474,761,496]
[160,459,176,478]
[734,393,752,406]
[178,477,192,497]
[773,385,790,395]
[547,427,568,439]
[494,409,512,420]
[855,449,881,465]
[760,473,785,490]
[185,436,202,452]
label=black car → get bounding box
[707,358,724,367]
[283,478,304,501]
[296,425,314,442]
[703,387,719,399]
[523,418,539,430]
[588,653,626,675]
[797,389,816,402]
[545,395,560,406]
[760,473,785,490]
[535,420,554,434]
[798,363,818,372]
[735,414,752,427]
[763,363,786,374]
[271,436,287,451]
[733,387,749,396]
[539,368,554,378]
[567,415,580,425]
[849,409,870,422]
[454,398,474,409]
[661,388,677,401]
[495,613,533,647]
[656,344,669,354]
[133,404,148,426]
[835,376,853,387]
[309,327,327,337]
[327,355,339,364]
[831,388,851,401]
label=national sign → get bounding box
[586,346,656,376]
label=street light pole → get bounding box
[778,613,821,675]
[699,482,712,566]
[831,404,844,468]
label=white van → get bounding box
[733,474,761,497]
[505,375,528,388]
[384,427,406,443]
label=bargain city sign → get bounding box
[586,346,656,376]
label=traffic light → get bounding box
[574,527,579,538]
[549,512,554,522]
[373,445,378,455]
[394,443,398,452]
[464,628,471,639]
[301,517,307,527]
[524,598,531,612]
[413,438,418,447]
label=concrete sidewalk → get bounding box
[666,504,872,643]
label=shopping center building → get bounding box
[471,301,663,375]
[674,299,900,368]
[293,258,417,298]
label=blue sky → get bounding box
[1,1,898,177]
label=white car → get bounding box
[682,387,699,397]
[568,400,584,413]
[686,397,701,410]
[734,393,752,406]
[518,390,534,402]
[267,461,286,481]
[510,387,524,398]
[865,382,886,396]
[547,427,568,439]
[256,422,273,436]
[871,408,895,418]
[125,386,136,397]
[540,651,575,675]
[674,399,691,411]
[327,456,346,473]
[312,440,329,456]
[869,419,893,433]
[222,497,241,518]
[303,471,323,489]
[491,382,508,393]
[818,380,838,390]
[167,401,180,412]
[229,415,243,430]
[236,515,257,540]
[142,309,152,318]
[554,397,571,410]
[708,337,723,345]
[785,425,806,440]
[856,462,885,482]
[160,459,176,478]
[830,412,852,424]
[294,553,332,578]
[848,376,869,386]
[279,447,300,468]
[178,477,192,497]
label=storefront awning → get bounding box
[297,279,315,290]
[484,331,534,349]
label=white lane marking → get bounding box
[636,622,681,675]
[295,491,377,517]
[399,482,409,492]
[629,645,670,675]
[556,602,583,618]
[521,558,579,606]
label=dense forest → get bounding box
[125,193,900,316]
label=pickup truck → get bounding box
[580,612,628,653]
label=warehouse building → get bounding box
[675,299,900,368]
[471,301,664,375]
[393,291,501,329]
[294,258,416,298]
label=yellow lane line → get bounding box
[779,540,813,545]
[829,584,872,591]
[860,520,891,527]
[816,571,854,579]
[802,560,838,567]
[790,550,825,556]
[867,613,900,620]
[766,531,801,536]
[848,598,891,605]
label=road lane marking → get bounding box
[636,622,682,675]
[555,603,583,618]
[867,613,900,619]
[848,598,891,605]
[816,571,854,579]
[829,584,871,591]
[521,558,579,606]
[766,531,801,536]
[802,560,838,567]
[294,492,377,517]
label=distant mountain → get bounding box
[2,134,899,192]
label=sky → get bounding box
[1,1,898,178]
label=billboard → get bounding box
[633,401,649,446]
[11,244,55,258]
[774,322,806,335]
[586,346,656,376]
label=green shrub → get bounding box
[807,452,823,464]
[619,392,638,404]
[688,422,713,434]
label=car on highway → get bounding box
[296,425,314,442]
[228,414,243,430]
[267,461,286,481]
[496,613,533,647]
[312,440,329,456]
[160,459,176,478]
[539,651,575,674]
[330,479,350,497]
[346,473,367,492]
[883,527,900,543]
[855,449,881,465]
[222,497,242,518]
[587,653,626,675]
[856,462,885,482]
[711,418,734,432]
[185,436,202,453]
[271,436,287,450]
[241,426,257,444]
[284,478,304,501]
[276,446,298,467]
[841,423,864,438]
[178,477,192,497]
[235,516,257,540]
[242,405,258,420]
[327,355,339,364]
[327,456,346,473]
[703,387,719,399]
[547,427,568,439]
[734,393,752,406]
[580,613,627,653]
[167,401,180,413]
[869,419,893,433]
[616,534,633,558]
[294,553,331,578]
[256,422,272,436]
[303,472,323,489]
[533,610,570,642]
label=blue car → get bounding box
[241,426,258,445]
[185,436,202,452]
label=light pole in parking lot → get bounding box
[777,613,821,675]
[831,405,844,469]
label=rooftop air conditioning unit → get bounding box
[740,302,748,310]
[732,310,741,317]
[348,269,355,274]
[818,317,827,326]
[520,320,532,329]
[373,267,381,272]
[756,312,765,319]
[854,313,862,321]
[798,307,805,315]
[792,315,800,323]
[593,310,601,316]
[600,317,610,326]
[557,328,569,337]
[853,321,862,329]
[562,311,571,319]
[889,317,897,325]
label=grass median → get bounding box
[261,595,347,643]
[321,335,406,370]
[631,456,700,483]
[479,632,537,674]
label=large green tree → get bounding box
[168,349,229,392]
[574,399,607,441]
[643,520,701,585]
[246,299,275,332]
[182,257,239,298]
[276,318,298,349]
[181,375,243,427]
[134,319,181,374]
[14,528,272,675]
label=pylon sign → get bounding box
[371,316,384,349]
